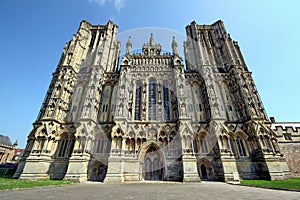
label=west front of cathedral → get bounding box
[14,20,298,183]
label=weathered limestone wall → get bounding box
[279,143,300,176]
[272,122,300,177]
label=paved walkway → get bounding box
[0,181,299,200]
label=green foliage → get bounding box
[241,178,300,191]
[0,178,74,190]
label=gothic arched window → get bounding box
[163,82,170,121]
[229,136,236,155]
[200,135,208,153]
[134,81,142,120]
[58,136,68,157]
[236,136,247,157]
[194,133,208,154]
[58,134,75,158]
[148,79,157,120]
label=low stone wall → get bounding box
[279,143,300,177]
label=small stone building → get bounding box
[0,134,17,164]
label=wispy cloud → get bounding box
[88,0,126,11]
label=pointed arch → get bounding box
[235,132,248,157]
[138,140,165,162]
[139,140,165,181]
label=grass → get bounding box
[0,178,75,190]
[241,178,300,191]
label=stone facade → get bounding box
[14,20,296,182]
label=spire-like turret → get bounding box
[149,33,155,45]
[126,36,132,55]
[172,36,178,55]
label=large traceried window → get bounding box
[148,79,157,120]
[134,82,142,120]
[163,82,170,121]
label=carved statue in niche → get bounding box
[142,102,146,110]
[128,81,133,102]
[127,108,132,120]
[120,87,125,98]
[205,67,211,76]
[156,83,161,103]
[214,105,220,117]
[84,105,90,117]
[118,105,123,116]
[57,107,63,120]
[128,88,133,102]
[47,107,54,117]
[209,86,215,98]
[142,110,146,120]
[120,70,126,85]
[212,121,218,132]
[54,87,60,98]
[181,104,186,116]
[179,88,184,96]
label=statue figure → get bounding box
[149,33,155,46]
[181,104,186,116]
[118,106,123,116]
[126,36,132,55]
[120,88,125,98]
[172,36,178,55]
[47,107,54,117]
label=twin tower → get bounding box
[14,20,290,182]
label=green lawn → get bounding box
[0,178,75,190]
[241,178,300,191]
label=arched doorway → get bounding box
[201,164,207,180]
[143,146,163,180]
[197,158,214,181]
[89,161,107,182]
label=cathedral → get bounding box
[14,20,293,183]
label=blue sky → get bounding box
[0,0,299,148]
